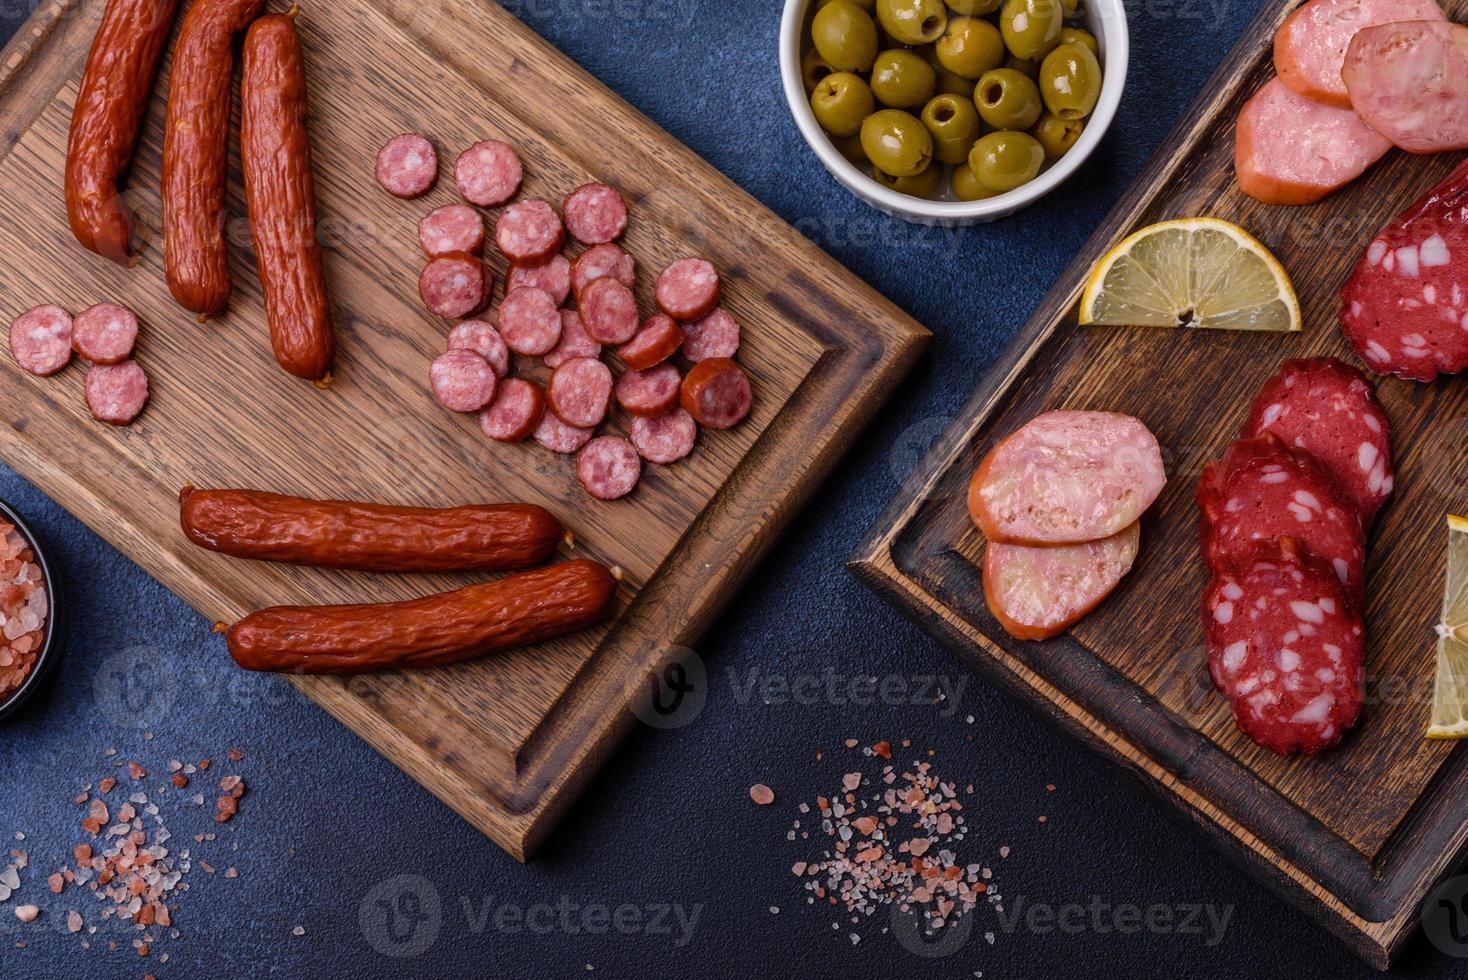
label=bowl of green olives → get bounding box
[781,0,1127,223]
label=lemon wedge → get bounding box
[1428,515,1468,739]
[1079,217,1301,332]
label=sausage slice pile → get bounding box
[8,301,148,426]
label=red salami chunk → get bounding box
[9,305,72,376]
[984,522,1141,641]
[968,410,1166,546]
[446,320,510,378]
[681,307,740,362]
[532,410,593,454]
[544,310,602,369]
[497,287,562,356]
[547,356,613,428]
[563,183,628,245]
[617,362,682,418]
[1343,21,1468,154]
[419,253,486,319]
[570,243,636,300]
[630,409,698,464]
[1273,0,1444,108]
[375,134,438,199]
[507,255,572,306]
[71,302,138,365]
[454,140,521,206]
[495,199,564,264]
[1245,358,1393,525]
[430,348,497,413]
[1197,434,1365,605]
[418,204,484,257]
[1206,538,1364,755]
[579,277,639,344]
[656,258,720,321]
[617,314,683,370]
[576,436,641,500]
[84,360,149,425]
[679,357,751,430]
[1339,157,1468,382]
[478,377,545,442]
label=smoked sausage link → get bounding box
[226,559,617,674]
[240,12,335,381]
[179,486,563,573]
[65,0,181,264]
[163,0,265,317]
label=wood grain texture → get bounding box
[0,0,927,858]
[853,0,1467,968]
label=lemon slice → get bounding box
[1428,515,1468,739]
[1079,217,1301,332]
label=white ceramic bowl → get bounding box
[780,0,1129,224]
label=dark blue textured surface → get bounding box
[0,0,1461,976]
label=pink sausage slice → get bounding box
[454,140,521,207]
[969,410,1166,546]
[1273,0,1445,109]
[430,348,497,413]
[579,277,639,344]
[375,134,437,199]
[532,411,593,454]
[984,522,1141,641]
[498,287,562,356]
[576,436,641,500]
[546,356,613,428]
[419,253,486,319]
[563,183,628,245]
[84,360,149,425]
[544,310,602,369]
[447,320,510,378]
[9,305,72,376]
[419,204,484,257]
[479,378,545,442]
[630,409,698,464]
[495,199,564,264]
[570,243,635,300]
[507,255,572,306]
[72,302,139,364]
[655,258,720,321]
[1343,20,1468,154]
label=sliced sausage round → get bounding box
[617,314,683,370]
[454,140,522,206]
[419,252,486,319]
[579,277,639,344]
[570,243,636,300]
[1273,0,1444,109]
[497,287,562,356]
[1343,20,1468,154]
[447,320,510,378]
[631,409,698,465]
[71,302,138,365]
[544,310,603,369]
[679,358,751,430]
[532,410,594,454]
[681,307,740,362]
[84,360,149,425]
[507,254,571,306]
[577,436,641,500]
[547,356,613,428]
[984,522,1141,641]
[479,377,545,442]
[617,362,682,418]
[495,199,564,264]
[10,305,72,377]
[418,204,484,257]
[656,258,720,321]
[375,134,438,199]
[563,183,628,245]
[430,348,498,412]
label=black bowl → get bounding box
[0,498,61,722]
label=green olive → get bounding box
[876,0,948,45]
[968,130,1044,191]
[919,44,976,96]
[831,133,869,165]
[810,72,876,137]
[819,0,875,8]
[1038,40,1102,120]
[934,16,1005,79]
[802,47,836,91]
[860,108,934,177]
[1030,111,1084,159]
[812,0,879,72]
[1005,54,1040,78]
[870,48,937,108]
[1058,26,1098,55]
[944,0,1001,13]
[999,0,1063,60]
[920,93,981,164]
[874,160,944,197]
[974,67,1042,130]
[951,161,999,200]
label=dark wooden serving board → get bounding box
[0,0,927,859]
[853,0,1468,968]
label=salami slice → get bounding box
[479,377,545,442]
[562,183,628,245]
[1206,538,1364,755]
[969,410,1166,546]
[630,409,698,464]
[544,310,602,369]
[570,243,636,300]
[84,360,149,425]
[1343,20,1468,154]
[1339,157,1468,382]
[984,522,1141,641]
[495,199,564,264]
[454,140,522,207]
[430,348,498,412]
[1245,358,1393,525]
[507,255,572,306]
[532,410,594,454]
[617,362,682,418]
[680,307,740,362]
[71,302,138,365]
[375,134,438,199]
[418,204,484,257]
[547,356,613,428]
[656,258,720,321]
[497,287,562,356]
[9,305,72,376]
[419,253,486,319]
[1273,0,1445,109]
[578,277,639,345]
[1197,434,1365,605]
[617,314,683,370]
[576,436,641,500]
[447,320,510,378]
[679,357,751,430]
